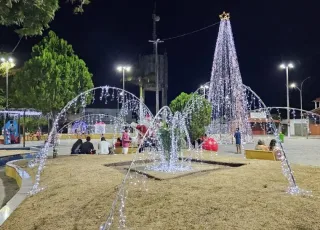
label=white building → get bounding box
[281,119,309,136]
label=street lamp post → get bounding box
[290,76,311,137]
[280,63,294,138]
[117,65,131,103]
[1,57,15,109]
[200,85,209,98]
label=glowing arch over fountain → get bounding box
[29,85,153,195]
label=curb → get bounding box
[0,160,33,226]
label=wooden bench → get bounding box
[114,147,138,154]
[245,150,277,161]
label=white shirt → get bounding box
[98,141,110,154]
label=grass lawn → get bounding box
[2,153,320,230]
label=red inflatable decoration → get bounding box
[202,137,219,152]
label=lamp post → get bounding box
[1,57,15,109]
[290,76,311,136]
[117,65,131,103]
[280,63,294,138]
[200,85,209,98]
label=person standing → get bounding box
[138,133,144,153]
[234,128,241,154]
[122,127,131,154]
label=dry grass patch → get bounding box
[1,153,320,230]
[0,150,35,157]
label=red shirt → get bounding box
[122,132,130,148]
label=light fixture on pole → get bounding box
[200,84,209,98]
[117,65,131,103]
[280,62,294,138]
[290,76,311,136]
[1,57,15,109]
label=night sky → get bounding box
[0,0,319,111]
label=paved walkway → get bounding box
[4,137,320,166]
[0,167,19,209]
[219,137,320,167]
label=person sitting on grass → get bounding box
[255,140,268,151]
[71,139,82,154]
[98,137,110,154]
[80,136,96,154]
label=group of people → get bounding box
[255,139,282,160]
[70,127,132,155]
[71,136,111,155]
[234,128,281,158]
[255,139,278,152]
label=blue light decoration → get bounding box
[71,120,88,134]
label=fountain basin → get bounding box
[106,159,245,180]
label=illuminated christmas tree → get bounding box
[208,12,252,143]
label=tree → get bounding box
[0,0,90,36]
[170,92,212,142]
[19,117,48,132]
[0,89,6,108]
[12,31,94,115]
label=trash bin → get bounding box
[279,133,284,143]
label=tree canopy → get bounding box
[12,31,94,114]
[170,92,212,141]
[20,117,48,132]
[0,89,6,108]
[0,0,90,36]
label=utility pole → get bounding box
[286,66,290,138]
[280,63,294,138]
[149,2,162,113]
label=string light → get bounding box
[28,12,315,230]
[207,14,252,145]
[29,86,153,195]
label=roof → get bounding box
[313,97,320,102]
[248,118,280,123]
[311,107,320,115]
[0,109,42,116]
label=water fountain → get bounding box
[143,107,192,172]
[28,86,153,194]
[99,12,313,230]
[23,12,313,230]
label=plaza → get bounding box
[1,149,320,230]
[0,2,320,229]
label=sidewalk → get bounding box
[218,137,320,167]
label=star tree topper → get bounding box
[219,11,230,20]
